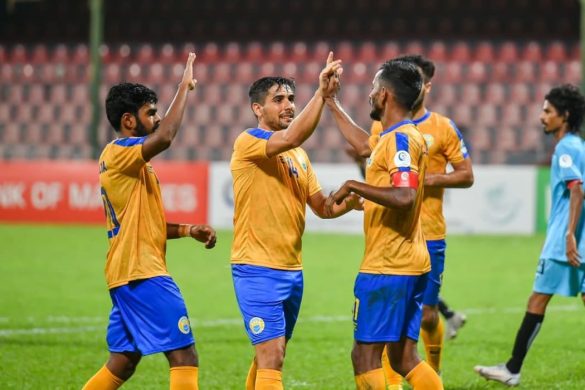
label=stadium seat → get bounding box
[474,41,495,62]
[514,61,536,82]
[427,41,447,62]
[290,41,309,62]
[564,60,581,84]
[466,61,488,82]
[450,41,471,62]
[484,84,505,104]
[545,41,567,62]
[497,41,519,63]
[521,41,543,62]
[223,41,242,63]
[477,105,498,126]
[2,123,21,144]
[501,104,522,126]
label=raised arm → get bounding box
[142,53,197,161]
[425,158,474,188]
[265,52,342,157]
[325,97,372,158]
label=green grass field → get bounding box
[1,224,585,389]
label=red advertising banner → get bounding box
[0,161,208,224]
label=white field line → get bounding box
[0,304,582,337]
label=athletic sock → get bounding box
[405,361,443,390]
[421,318,445,372]
[382,346,403,386]
[354,368,386,390]
[170,366,198,390]
[437,299,454,320]
[246,358,257,390]
[255,368,283,390]
[82,365,124,390]
[506,312,544,374]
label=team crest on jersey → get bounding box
[178,316,191,334]
[559,154,573,168]
[249,317,265,335]
[423,134,434,148]
[460,140,469,156]
[393,150,411,167]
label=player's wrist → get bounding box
[178,224,194,237]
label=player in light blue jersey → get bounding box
[475,84,585,386]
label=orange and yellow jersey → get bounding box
[361,120,430,275]
[370,111,469,240]
[98,137,169,289]
[230,128,322,270]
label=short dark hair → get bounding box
[393,54,435,83]
[378,60,423,111]
[105,83,158,132]
[545,84,585,133]
[248,77,296,105]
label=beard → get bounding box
[369,105,382,121]
[135,119,158,137]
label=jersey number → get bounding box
[101,187,120,238]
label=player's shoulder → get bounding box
[235,128,273,144]
[557,133,585,153]
[427,111,457,130]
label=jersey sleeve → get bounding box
[305,155,322,197]
[556,142,584,183]
[233,128,273,161]
[444,119,469,164]
[385,131,422,188]
[110,137,146,176]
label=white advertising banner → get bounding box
[443,165,536,234]
[210,163,537,234]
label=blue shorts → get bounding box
[107,276,195,356]
[353,272,428,343]
[533,258,585,297]
[423,240,446,306]
[232,264,303,345]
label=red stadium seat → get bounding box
[267,41,286,62]
[427,41,447,62]
[10,44,28,63]
[545,41,567,62]
[521,41,542,62]
[497,41,519,63]
[477,105,497,126]
[159,43,177,64]
[491,62,511,82]
[31,44,49,64]
[380,42,400,62]
[509,83,531,104]
[564,60,581,84]
[357,41,377,64]
[484,84,505,104]
[223,42,242,63]
[213,63,232,82]
[514,61,536,82]
[433,84,457,106]
[474,41,495,63]
[335,41,354,63]
[460,84,481,105]
[244,41,264,63]
[235,62,255,84]
[2,123,21,144]
[539,61,559,82]
[202,42,220,63]
[466,61,487,82]
[450,41,471,63]
[312,41,331,62]
[136,44,155,63]
[404,41,425,56]
[290,41,309,62]
[501,104,522,126]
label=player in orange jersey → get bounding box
[327,59,442,390]
[83,53,216,390]
[230,53,361,390]
[370,56,474,387]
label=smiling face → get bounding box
[253,84,296,131]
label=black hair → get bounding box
[248,77,296,105]
[378,60,424,111]
[393,54,435,82]
[105,83,158,132]
[545,84,585,133]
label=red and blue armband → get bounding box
[567,179,582,189]
[391,171,419,188]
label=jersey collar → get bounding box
[412,110,431,125]
[380,119,415,137]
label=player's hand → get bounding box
[346,193,364,211]
[318,52,342,98]
[181,52,197,91]
[566,233,581,267]
[190,224,217,249]
[331,180,354,206]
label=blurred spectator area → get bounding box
[0,40,580,164]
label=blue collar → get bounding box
[380,120,415,137]
[413,110,431,125]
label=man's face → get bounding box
[133,103,161,136]
[540,100,565,134]
[255,84,296,131]
[369,71,385,121]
